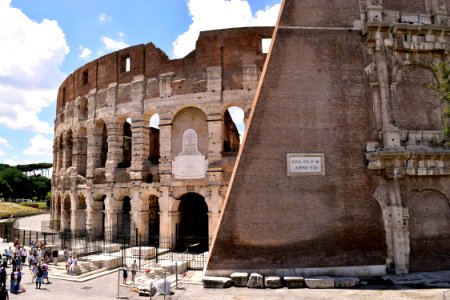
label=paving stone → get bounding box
[203,276,233,288]
[231,272,248,287]
[265,276,283,288]
[247,273,265,288]
[305,276,334,289]
[334,277,360,288]
[284,276,305,288]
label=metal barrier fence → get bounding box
[0,221,209,270]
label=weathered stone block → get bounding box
[284,276,305,288]
[157,261,187,274]
[230,272,249,287]
[265,276,283,288]
[203,276,233,288]
[334,277,360,288]
[247,273,264,288]
[305,276,334,289]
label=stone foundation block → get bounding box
[231,272,249,287]
[334,277,360,288]
[156,261,187,274]
[265,276,283,288]
[247,273,265,288]
[284,276,305,288]
[305,276,334,289]
[203,276,233,288]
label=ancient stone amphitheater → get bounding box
[51,27,273,250]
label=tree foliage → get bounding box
[0,164,51,200]
[430,62,450,143]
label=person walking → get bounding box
[0,284,9,300]
[131,260,137,283]
[35,265,43,289]
[122,265,128,285]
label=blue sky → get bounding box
[0,0,280,166]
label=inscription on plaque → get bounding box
[172,129,208,179]
[287,153,325,176]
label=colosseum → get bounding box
[51,27,273,251]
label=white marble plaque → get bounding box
[172,129,208,179]
[287,153,325,176]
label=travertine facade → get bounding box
[51,27,272,249]
[206,0,450,277]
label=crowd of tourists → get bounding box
[0,239,55,299]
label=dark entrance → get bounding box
[117,196,131,242]
[177,193,208,252]
[148,195,160,247]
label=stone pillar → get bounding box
[86,123,96,179]
[132,211,149,244]
[105,121,122,182]
[158,122,172,182]
[206,186,223,239]
[374,30,400,148]
[73,209,87,234]
[129,118,149,181]
[207,116,223,166]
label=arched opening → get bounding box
[54,195,61,231]
[58,135,63,170]
[149,114,160,164]
[92,195,106,240]
[177,193,209,252]
[223,106,245,154]
[409,190,450,272]
[117,196,132,242]
[172,107,208,159]
[148,195,160,247]
[78,97,88,121]
[119,119,132,168]
[65,130,73,168]
[62,195,71,232]
[94,120,108,168]
[77,127,87,176]
[75,194,87,235]
[393,65,442,130]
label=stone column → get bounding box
[86,123,96,179]
[158,121,172,181]
[105,121,122,182]
[129,118,149,181]
[207,116,223,166]
[374,30,400,148]
[73,209,87,234]
[206,186,223,239]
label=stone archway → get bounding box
[92,195,106,240]
[117,196,132,242]
[62,195,71,231]
[177,193,209,252]
[75,194,87,235]
[148,195,160,247]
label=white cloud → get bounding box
[99,13,112,23]
[22,134,53,156]
[172,0,281,58]
[101,36,129,51]
[78,45,92,60]
[0,137,12,149]
[3,157,32,166]
[0,0,69,133]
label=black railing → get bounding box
[0,222,210,270]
